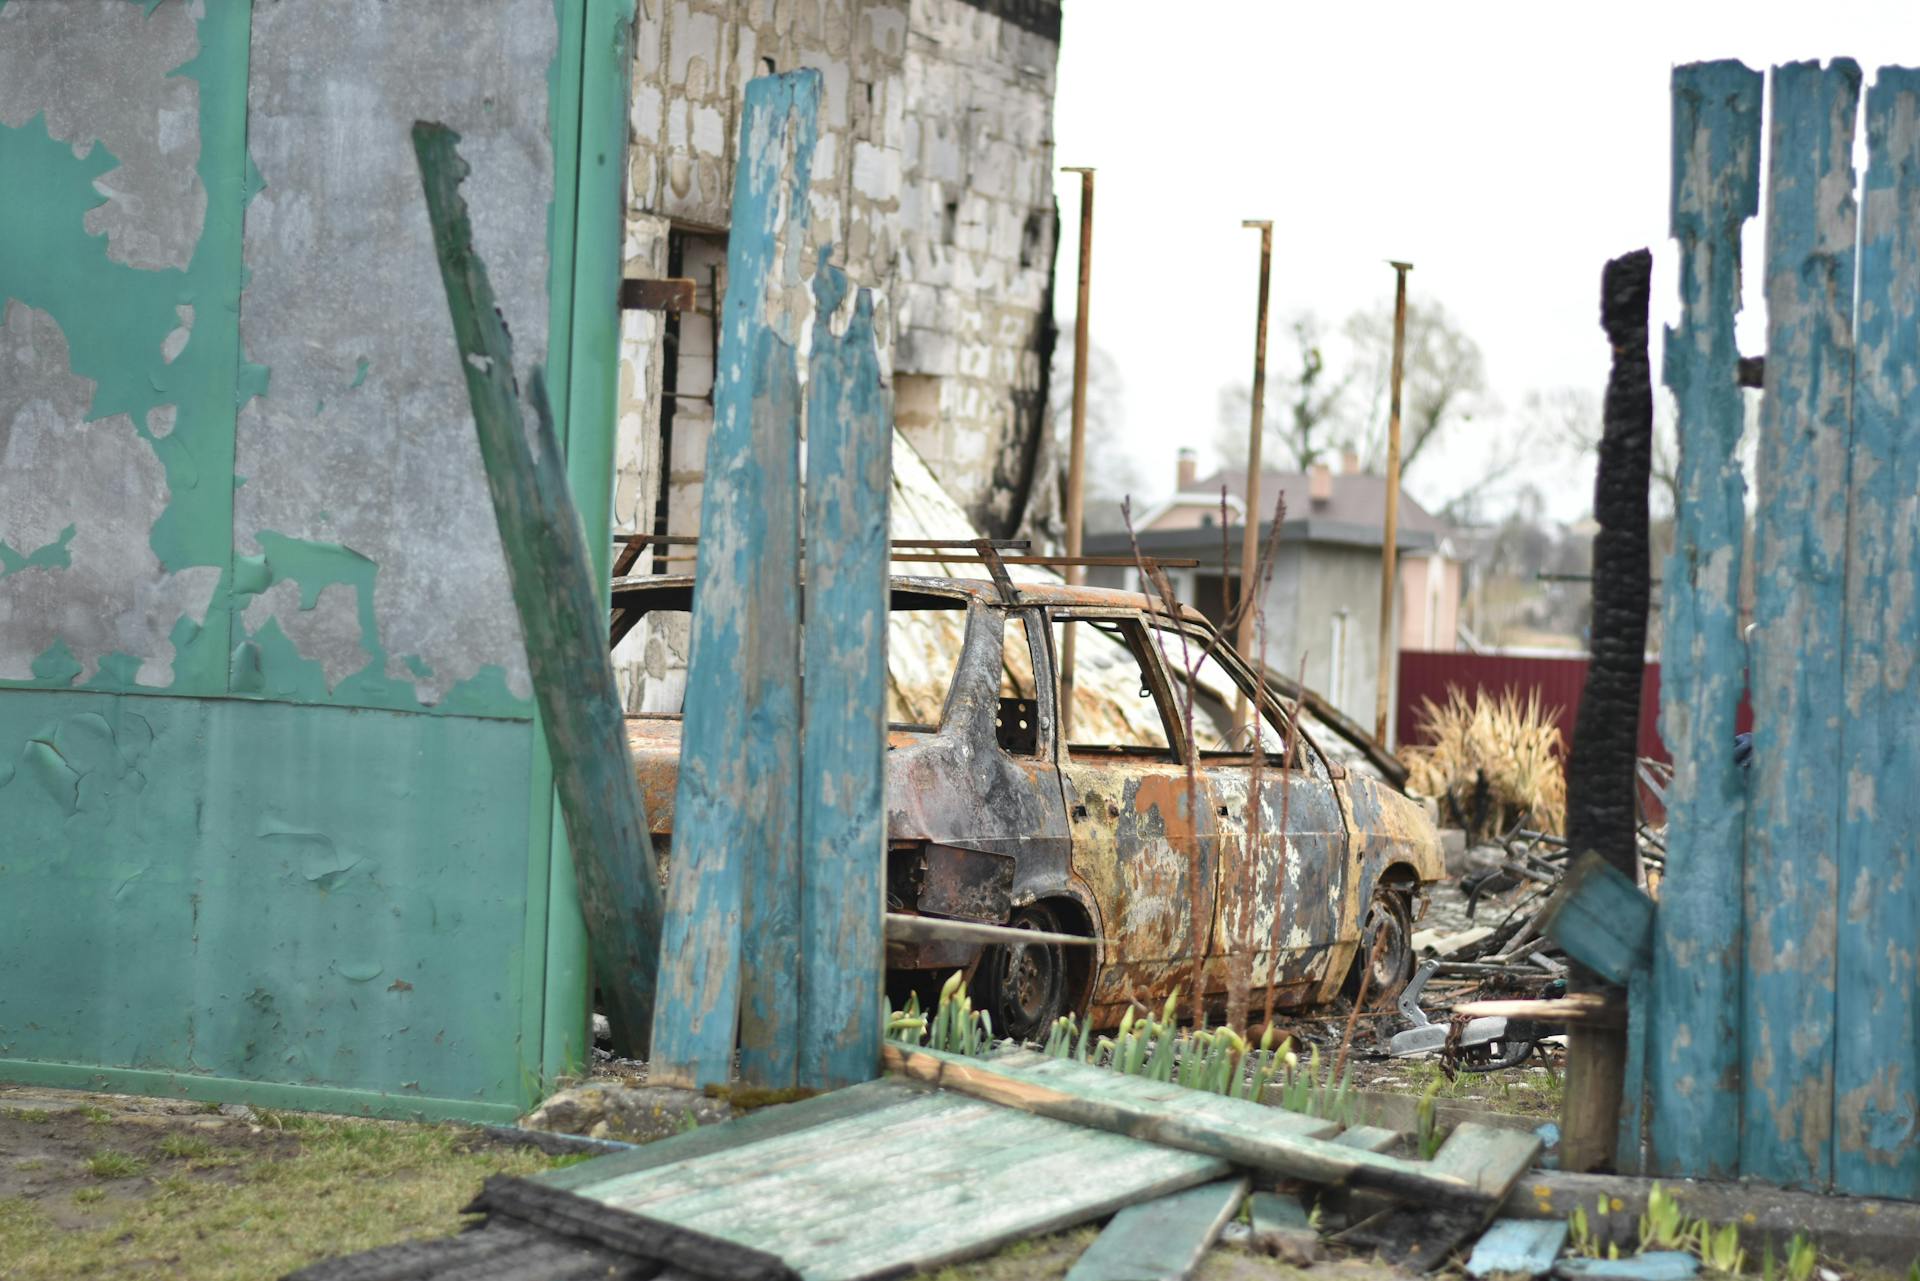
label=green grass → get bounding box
[78,1105,113,1125]
[157,1134,212,1161]
[71,1188,105,1205]
[0,1116,568,1280]
[85,1150,148,1180]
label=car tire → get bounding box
[1345,884,1414,1007]
[978,903,1070,1042]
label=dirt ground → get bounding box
[0,1086,571,1280]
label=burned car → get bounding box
[614,572,1444,1040]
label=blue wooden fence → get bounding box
[1557,59,1920,1197]
[650,71,891,1091]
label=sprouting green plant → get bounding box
[1276,1042,1355,1126]
[1569,1197,1618,1259]
[1697,1221,1744,1273]
[1783,1233,1817,1281]
[1638,1182,1690,1252]
[887,990,929,1045]
[1415,1076,1446,1160]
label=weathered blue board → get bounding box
[1837,67,1920,1197]
[800,256,892,1089]
[652,70,819,1090]
[1652,58,1761,1180]
[1556,58,1920,1199]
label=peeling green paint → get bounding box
[0,524,75,577]
[0,1,252,697]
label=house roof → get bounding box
[1093,468,1449,557]
[1181,468,1452,537]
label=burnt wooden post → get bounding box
[800,255,892,1087]
[1836,66,1920,1197]
[1559,248,1653,1174]
[1651,59,1761,1179]
[651,71,819,1090]
[1743,59,1860,1189]
[412,122,663,1055]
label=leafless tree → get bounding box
[1216,312,1354,472]
[1051,342,1145,535]
[1343,298,1489,477]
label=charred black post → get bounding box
[1567,250,1654,876]
[1560,248,1654,1174]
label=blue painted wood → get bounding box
[1556,1252,1699,1281]
[1742,59,1860,1190]
[1834,66,1920,1198]
[1652,59,1762,1180]
[799,256,892,1089]
[1541,851,1653,984]
[1066,1177,1248,1281]
[652,71,820,1089]
[1467,1218,1568,1278]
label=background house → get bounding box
[1084,449,1461,740]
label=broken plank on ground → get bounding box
[1338,1121,1543,1270]
[1467,1218,1569,1278]
[1066,1178,1249,1281]
[887,1045,1494,1207]
[535,1076,1229,1280]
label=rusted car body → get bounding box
[614,574,1444,1038]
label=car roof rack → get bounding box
[610,533,1197,606]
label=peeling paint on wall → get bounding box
[0,0,208,272]
[229,0,557,711]
[0,302,222,686]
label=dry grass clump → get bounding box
[1399,686,1566,836]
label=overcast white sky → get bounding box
[1048,1,1920,524]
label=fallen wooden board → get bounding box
[1556,1253,1698,1281]
[1337,1121,1543,1270]
[1467,1218,1569,1278]
[885,1045,1492,1208]
[1066,1178,1248,1281]
[1246,1190,1324,1263]
[1330,1125,1402,1153]
[550,1077,1229,1280]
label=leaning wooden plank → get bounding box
[1652,59,1763,1180]
[1066,1178,1249,1281]
[1429,1121,1543,1200]
[412,122,663,1055]
[653,70,821,1090]
[581,1087,1228,1279]
[1742,58,1861,1190]
[1834,65,1920,1201]
[539,1077,919,1193]
[1539,852,1652,985]
[883,1045,1488,1206]
[1467,1219,1569,1278]
[799,259,892,1090]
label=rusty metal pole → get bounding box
[1060,166,1094,739]
[1233,221,1273,732]
[1374,263,1420,741]
[1373,261,1412,747]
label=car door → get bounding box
[1051,609,1215,1023]
[1145,619,1354,1010]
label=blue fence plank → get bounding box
[1652,59,1762,1179]
[1741,59,1861,1189]
[651,71,820,1090]
[1834,66,1920,1198]
[799,257,892,1089]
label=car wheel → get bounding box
[1347,884,1414,1006]
[979,904,1069,1042]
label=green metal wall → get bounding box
[0,0,633,1121]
